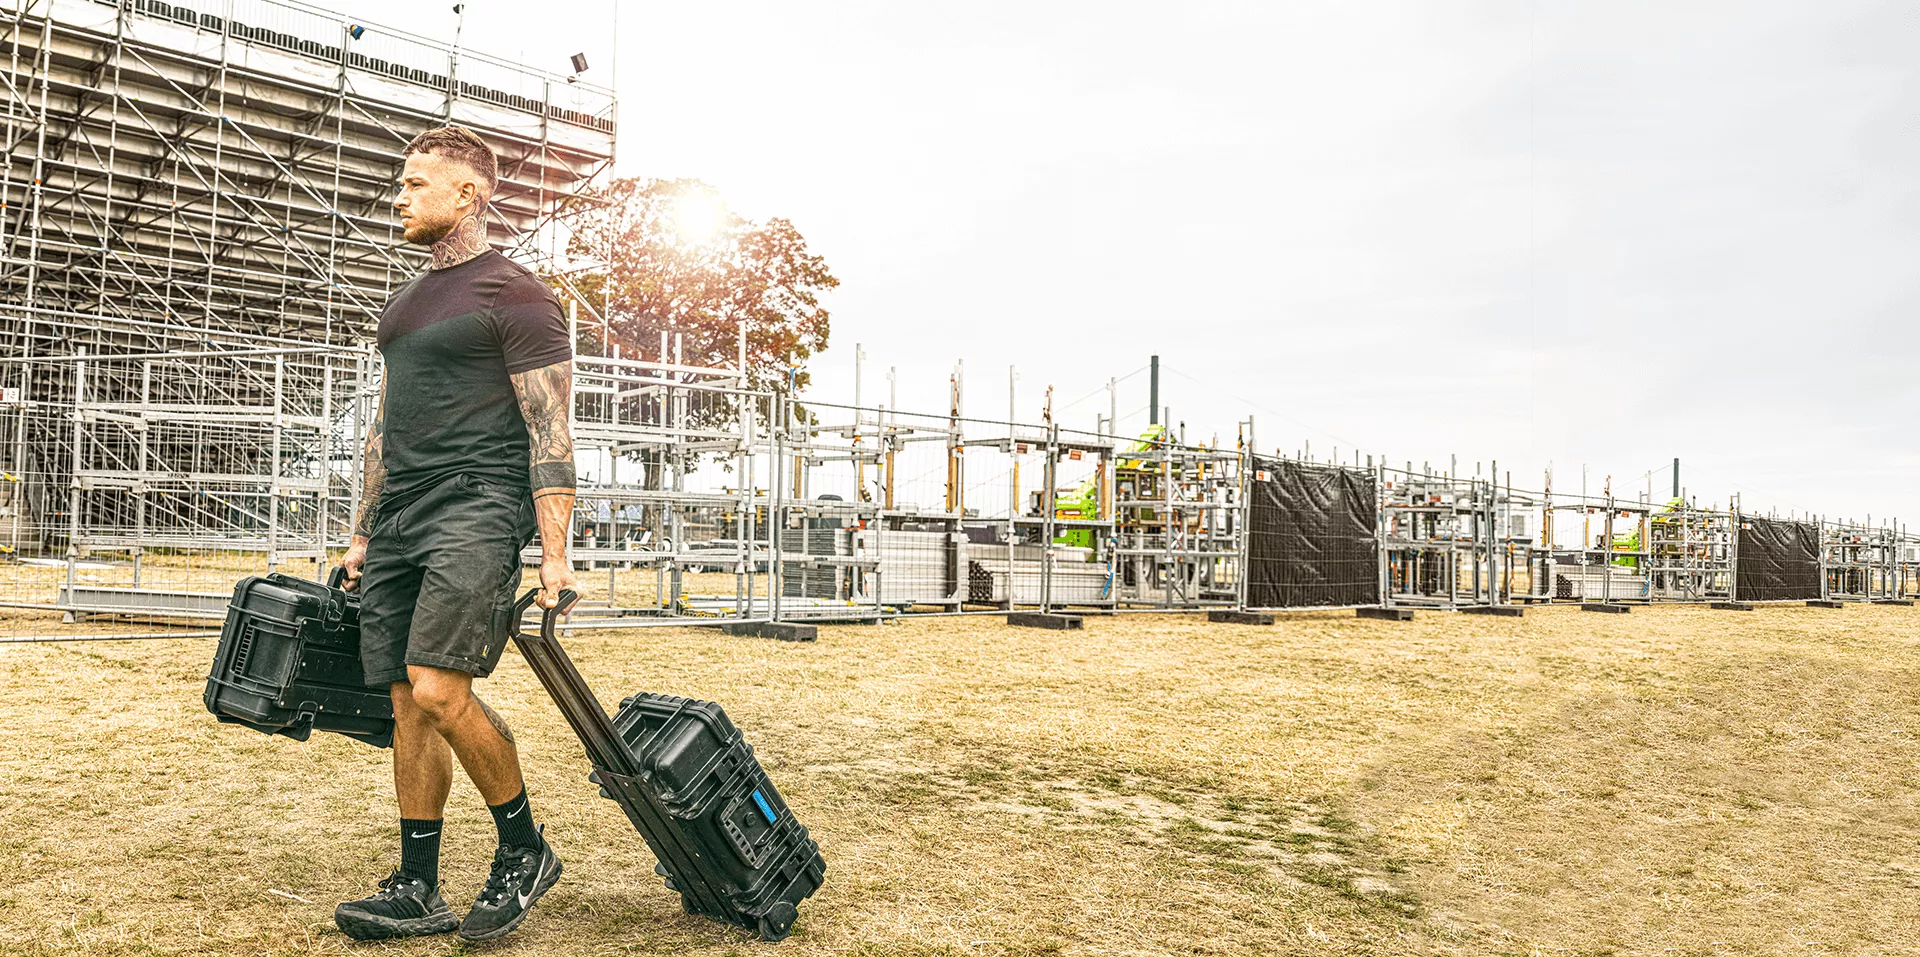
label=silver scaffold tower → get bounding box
[0,0,614,619]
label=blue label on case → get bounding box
[751,789,776,823]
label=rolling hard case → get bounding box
[512,590,826,942]
[203,568,394,748]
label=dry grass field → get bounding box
[4,604,1920,956]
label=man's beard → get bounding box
[405,219,450,245]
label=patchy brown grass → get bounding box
[2,604,1919,955]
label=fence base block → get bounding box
[1008,612,1083,630]
[722,622,819,642]
[1711,601,1755,611]
[1461,606,1524,617]
[1581,603,1632,614]
[1872,599,1915,606]
[1356,607,1414,621]
[1207,610,1275,625]
[1806,600,1846,609]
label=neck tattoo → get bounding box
[430,199,490,270]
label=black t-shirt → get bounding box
[375,250,571,515]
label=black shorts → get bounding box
[358,473,536,688]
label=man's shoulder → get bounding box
[479,250,541,283]
[487,256,560,308]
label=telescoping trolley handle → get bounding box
[512,586,580,638]
[510,588,638,777]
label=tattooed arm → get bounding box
[510,359,578,608]
[341,380,387,590]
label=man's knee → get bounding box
[389,681,428,722]
[404,666,472,724]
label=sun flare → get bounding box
[669,190,730,246]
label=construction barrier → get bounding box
[1245,458,1378,610]
[1736,517,1822,602]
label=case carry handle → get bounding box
[321,566,349,625]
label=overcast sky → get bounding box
[382,1,1918,522]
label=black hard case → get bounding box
[203,568,394,748]
[512,591,827,942]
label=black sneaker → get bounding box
[333,870,459,941]
[458,831,563,942]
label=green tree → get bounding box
[556,177,836,396]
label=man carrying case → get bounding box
[206,574,826,942]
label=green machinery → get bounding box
[1611,497,1685,568]
[1049,424,1169,548]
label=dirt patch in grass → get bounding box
[4,605,1920,954]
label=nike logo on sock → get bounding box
[410,830,439,839]
[506,806,523,819]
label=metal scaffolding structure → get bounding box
[1897,531,1920,601]
[776,396,966,617]
[65,347,366,552]
[0,0,611,629]
[1104,436,1244,609]
[562,341,774,621]
[1529,485,1653,606]
[1642,499,1737,603]
[0,0,613,547]
[958,402,1119,612]
[1379,467,1507,610]
[1820,519,1897,603]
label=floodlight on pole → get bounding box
[450,4,467,107]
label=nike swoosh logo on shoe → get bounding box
[517,853,554,910]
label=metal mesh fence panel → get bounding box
[1736,516,1821,602]
[1245,457,1378,609]
[0,346,364,641]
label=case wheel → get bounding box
[757,902,798,942]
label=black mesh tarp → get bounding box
[1246,457,1379,608]
[1736,516,1820,601]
